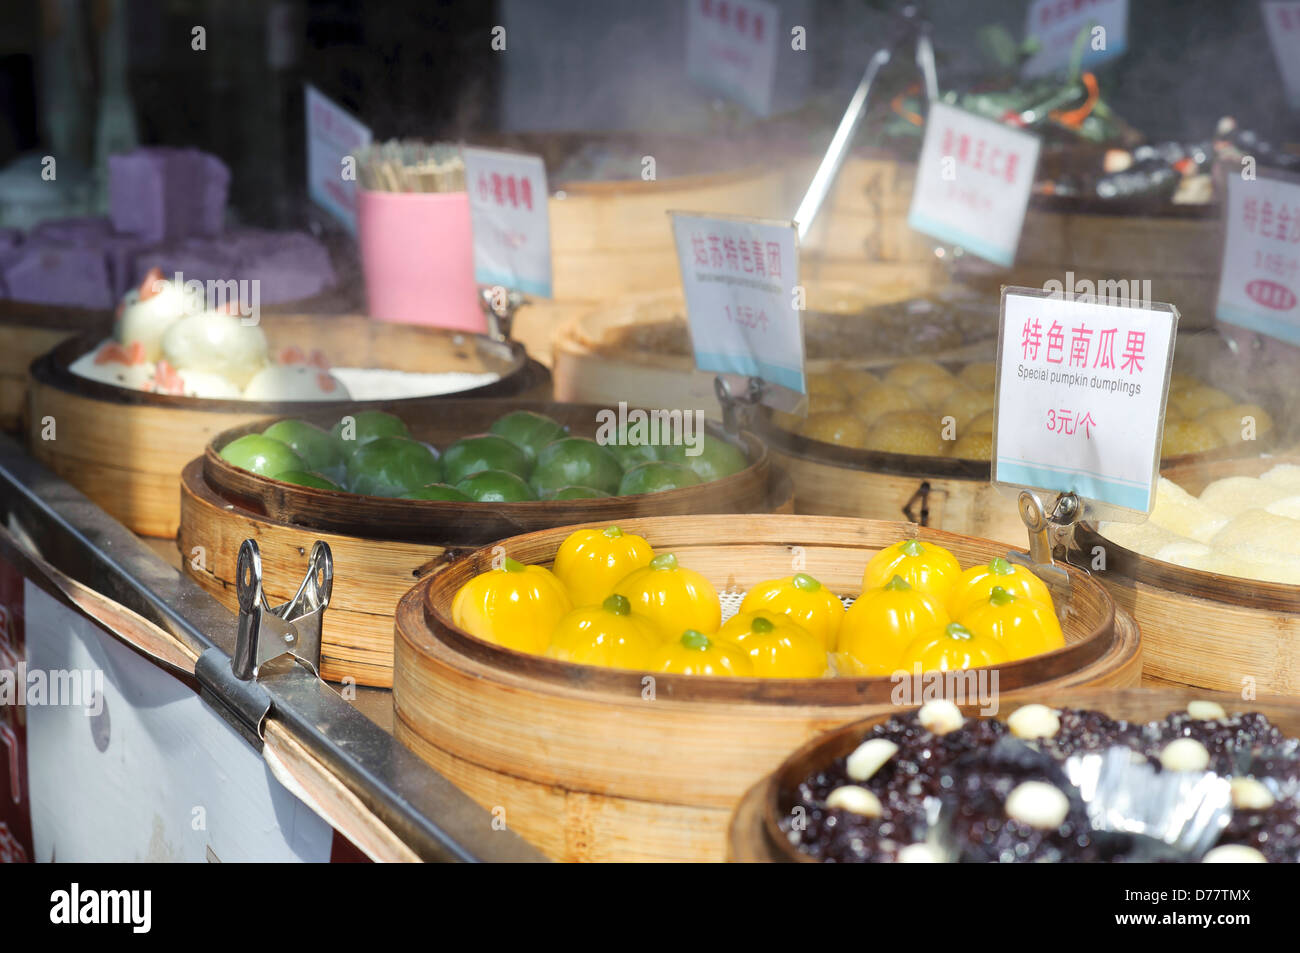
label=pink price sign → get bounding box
[994,286,1178,518]
[1216,166,1300,345]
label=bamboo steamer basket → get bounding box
[0,300,110,432]
[728,686,1300,862]
[180,401,790,687]
[1075,454,1300,696]
[761,325,1284,545]
[551,274,967,414]
[27,316,549,538]
[393,514,1142,862]
[757,415,1025,546]
[483,131,790,303]
[758,419,1272,549]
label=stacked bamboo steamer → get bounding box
[551,274,956,416]
[488,132,793,368]
[1077,454,1300,697]
[180,401,791,687]
[728,687,1300,862]
[0,300,110,432]
[27,316,546,538]
[394,514,1142,862]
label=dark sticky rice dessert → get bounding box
[781,699,1300,863]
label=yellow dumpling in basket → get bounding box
[862,413,948,457]
[958,362,996,392]
[883,360,952,390]
[852,385,924,426]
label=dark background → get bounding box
[0,0,1292,226]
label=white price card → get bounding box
[907,102,1041,268]
[670,212,804,397]
[304,84,372,234]
[1216,166,1300,344]
[1263,1,1300,109]
[1022,0,1128,79]
[993,287,1178,516]
[462,147,553,298]
[685,0,779,117]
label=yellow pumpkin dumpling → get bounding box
[800,412,868,448]
[883,360,952,390]
[958,362,997,392]
[852,385,924,426]
[837,367,881,395]
[909,375,967,408]
[863,414,948,457]
[950,431,993,461]
[862,538,962,602]
[806,373,848,400]
[966,408,997,433]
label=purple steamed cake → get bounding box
[1,246,114,309]
[28,219,147,299]
[0,227,26,253]
[229,229,337,303]
[30,216,114,245]
[109,147,230,243]
[132,229,336,305]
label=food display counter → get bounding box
[1,0,1299,895]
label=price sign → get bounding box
[993,287,1178,516]
[1264,1,1300,109]
[1022,0,1128,79]
[304,84,372,234]
[1216,166,1300,344]
[462,147,553,298]
[685,0,779,116]
[908,103,1041,267]
[670,212,804,397]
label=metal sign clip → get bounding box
[479,286,529,343]
[714,374,765,434]
[233,539,331,680]
[1007,489,1080,602]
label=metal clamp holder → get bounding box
[233,539,331,680]
[714,375,765,434]
[1007,489,1081,603]
[479,286,529,343]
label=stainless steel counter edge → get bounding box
[0,433,546,863]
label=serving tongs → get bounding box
[793,1,938,243]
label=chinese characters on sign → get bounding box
[685,0,779,116]
[671,212,803,397]
[1217,167,1300,344]
[304,85,373,234]
[1022,0,1129,79]
[462,148,553,298]
[995,289,1177,515]
[907,102,1041,267]
[1264,1,1300,110]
